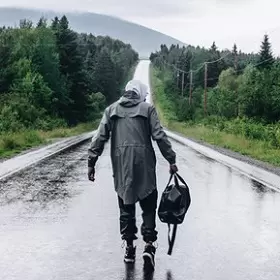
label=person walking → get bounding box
[88,79,178,270]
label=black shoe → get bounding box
[124,245,136,263]
[143,243,156,270]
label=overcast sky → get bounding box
[0,0,279,54]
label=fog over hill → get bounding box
[0,7,186,56]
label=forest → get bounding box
[150,36,280,166]
[0,16,138,132]
[0,16,138,157]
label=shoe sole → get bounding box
[143,252,155,270]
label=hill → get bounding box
[0,7,186,56]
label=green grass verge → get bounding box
[0,122,98,159]
[150,65,280,167]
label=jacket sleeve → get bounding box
[88,108,111,168]
[149,105,176,165]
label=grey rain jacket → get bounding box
[88,83,176,205]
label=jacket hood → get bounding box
[118,80,148,107]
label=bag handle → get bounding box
[175,173,188,187]
[167,223,177,255]
[167,173,174,186]
[167,173,188,192]
[169,172,188,189]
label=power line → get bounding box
[160,51,278,114]
[249,57,275,68]
[187,56,276,86]
[162,52,231,75]
[163,51,275,78]
[164,55,276,87]
[192,64,205,73]
[205,52,231,64]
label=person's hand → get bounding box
[170,164,178,174]
[88,167,95,182]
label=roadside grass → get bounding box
[150,65,280,167]
[40,122,97,139]
[0,122,98,159]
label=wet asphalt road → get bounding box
[1,139,280,280]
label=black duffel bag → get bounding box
[158,173,191,255]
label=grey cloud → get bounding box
[95,0,192,18]
[0,0,194,18]
[1,0,251,20]
[2,0,278,55]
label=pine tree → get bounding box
[232,43,238,71]
[0,30,13,93]
[94,48,117,104]
[51,17,59,31]
[84,36,97,92]
[19,19,33,29]
[160,44,169,61]
[207,42,225,87]
[258,34,274,70]
[32,27,69,117]
[211,41,217,52]
[37,17,47,28]
[53,15,89,124]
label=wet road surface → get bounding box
[1,139,280,280]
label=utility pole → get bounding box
[204,63,208,116]
[189,70,193,105]
[181,72,185,96]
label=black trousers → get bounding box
[118,189,158,243]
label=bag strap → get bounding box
[167,223,178,255]
[165,173,187,255]
[175,173,188,187]
[167,173,174,186]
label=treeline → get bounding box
[150,35,280,123]
[0,16,138,132]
